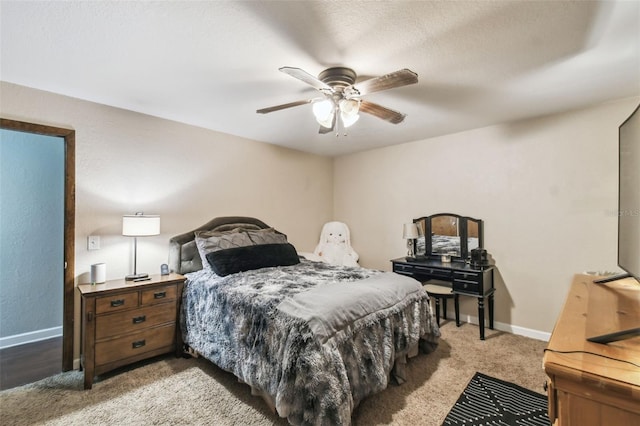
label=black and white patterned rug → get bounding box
[442,372,551,426]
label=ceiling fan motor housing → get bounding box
[318,67,357,89]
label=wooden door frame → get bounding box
[1,118,75,371]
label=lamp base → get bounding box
[406,239,415,258]
[125,273,149,281]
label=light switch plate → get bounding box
[87,235,100,250]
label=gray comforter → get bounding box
[181,259,440,425]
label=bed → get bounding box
[169,216,440,425]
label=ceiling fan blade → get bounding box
[280,67,334,93]
[350,69,418,96]
[359,101,407,124]
[256,99,313,114]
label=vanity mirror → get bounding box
[414,213,483,261]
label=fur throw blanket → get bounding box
[181,260,440,425]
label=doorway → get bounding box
[0,119,75,388]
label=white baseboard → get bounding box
[0,326,63,350]
[446,314,551,342]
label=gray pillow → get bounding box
[195,228,287,272]
[211,223,262,233]
[245,228,288,245]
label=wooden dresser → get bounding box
[543,274,640,425]
[78,273,185,389]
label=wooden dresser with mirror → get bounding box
[391,213,495,339]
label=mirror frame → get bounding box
[413,213,483,261]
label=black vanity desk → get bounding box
[391,257,495,340]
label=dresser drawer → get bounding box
[453,279,480,294]
[95,323,176,366]
[141,285,176,305]
[95,302,177,340]
[96,292,139,314]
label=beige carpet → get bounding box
[0,321,548,426]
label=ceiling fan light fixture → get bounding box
[313,99,334,120]
[339,99,360,128]
[341,111,360,128]
[313,99,335,126]
[317,112,335,129]
[339,99,359,114]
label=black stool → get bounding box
[423,282,460,327]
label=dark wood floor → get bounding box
[0,337,62,391]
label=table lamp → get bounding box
[403,223,420,258]
[122,213,160,280]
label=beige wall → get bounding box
[1,82,333,361]
[2,79,638,347]
[334,96,639,336]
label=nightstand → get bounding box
[78,273,186,389]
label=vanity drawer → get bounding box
[95,302,177,340]
[453,271,481,283]
[453,279,480,294]
[393,263,414,275]
[393,262,452,280]
[413,265,452,279]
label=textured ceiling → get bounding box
[1,0,639,156]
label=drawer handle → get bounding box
[132,315,146,324]
[154,291,166,299]
[132,339,146,349]
[110,299,125,307]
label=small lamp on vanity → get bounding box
[122,213,160,281]
[403,223,420,258]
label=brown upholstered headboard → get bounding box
[168,216,276,275]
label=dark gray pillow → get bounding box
[205,243,300,276]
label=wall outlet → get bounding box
[87,235,100,250]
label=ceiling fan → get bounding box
[257,66,418,134]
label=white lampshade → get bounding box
[341,111,360,128]
[122,214,160,236]
[339,99,360,128]
[317,111,335,128]
[403,223,420,239]
[313,99,334,125]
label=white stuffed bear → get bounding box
[304,221,359,267]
